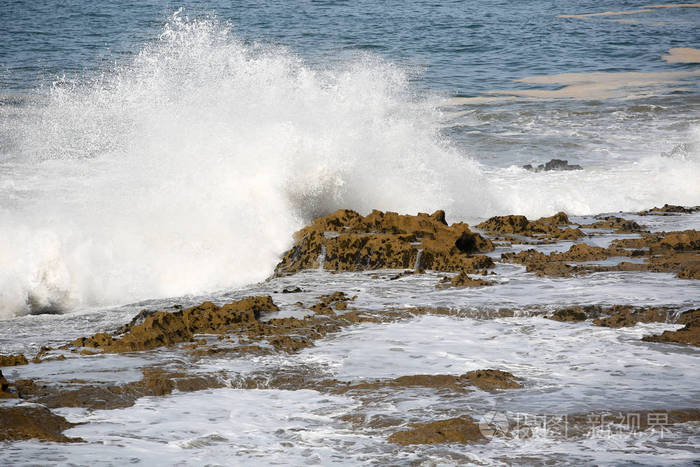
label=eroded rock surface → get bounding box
[69,296,279,353]
[643,318,700,347]
[0,406,82,443]
[8,368,226,410]
[502,230,699,279]
[0,354,29,367]
[274,209,494,275]
[638,204,699,216]
[436,271,493,289]
[336,370,521,394]
[476,212,584,240]
[388,416,485,445]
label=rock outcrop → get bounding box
[522,159,583,172]
[501,230,699,279]
[476,212,584,240]
[643,318,700,347]
[436,271,493,289]
[0,406,82,443]
[388,416,485,445]
[274,209,494,276]
[638,204,699,215]
[0,354,29,367]
[69,296,279,353]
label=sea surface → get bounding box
[1,1,699,465]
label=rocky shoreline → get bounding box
[1,205,698,451]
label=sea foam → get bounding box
[0,13,698,318]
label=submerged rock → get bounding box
[339,369,521,394]
[436,271,493,289]
[8,368,226,411]
[582,216,644,233]
[643,318,700,347]
[388,416,485,445]
[0,406,82,443]
[522,159,583,172]
[274,209,494,276]
[548,308,588,322]
[593,306,673,328]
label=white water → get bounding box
[1,13,699,318]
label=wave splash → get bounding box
[1,13,699,319]
[0,13,485,318]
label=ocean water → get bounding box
[1,0,699,316]
[1,1,699,465]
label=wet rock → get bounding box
[476,212,584,240]
[677,309,700,324]
[10,368,226,411]
[501,249,576,277]
[462,369,523,390]
[282,286,302,293]
[274,209,494,276]
[582,216,644,233]
[436,271,493,289]
[548,308,588,322]
[70,296,279,353]
[0,406,83,443]
[593,306,672,327]
[0,370,17,399]
[340,369,521,394]
[388,416,485,445]
[502,231,699,279]
[642,318,700,347]
[523,159,583,172]
[0,354,29,367]
[638,204,699,215]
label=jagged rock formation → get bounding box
[476,212,584,240]
[69,296,279,353]
[274,209,494,276]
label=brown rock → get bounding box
[274,209,494,275]
[462,369,522,390]
[476,212,584,240]
[0,406,82,443]
[593,306,670,328]
[638,204,698,215]
[642,318,700,347]
[0,354,29,367]
[549,308,588,322]
[0,370,17,399]
[388,416,485,445]
[436,271,493,289]
[70,296,279,353]
[582,216,644,233]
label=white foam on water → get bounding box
[0,12,699,318]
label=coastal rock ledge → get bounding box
[274,209,494,276]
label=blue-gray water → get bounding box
[1,4,700,465]
[2,0,700,94]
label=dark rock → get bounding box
[523,159,583,172]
